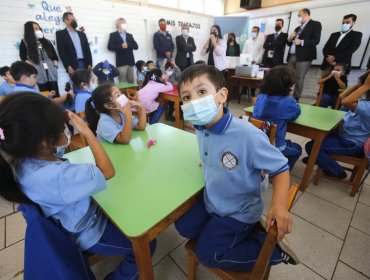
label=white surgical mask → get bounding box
[251,32,257,39]
[341,23,351,33]
[166,70,173,77]
[88,83,97,92]
[55,125,72,156]
[121,23,127,30]
[116,94,129,108]
[35,30,44,39]
[102,68,110,75]
[297,16,303,24]
[143,66,148,72]
[181,29,189,36]
[181,92,221,126]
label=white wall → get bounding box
[0,0,214,92]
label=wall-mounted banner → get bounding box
[214,17,249,51]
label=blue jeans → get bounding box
[175,195,282,272]
[87,220,156,280]
[320,93,338,108]
[281,140,302,171]
[149,105,164,124]
[305,132,363,175]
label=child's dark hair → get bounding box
[0,92,66,203]
[194,60,206,65]
[135,60,145,72]
[71,69,92,90]
[85,83,115,134]
[178,64,225,93]
[10,61,38,82]
[164,62,173,70]
[142,68,165,87]
[145,60,154,67]
[259,66,295,96]
[0,66,10,77]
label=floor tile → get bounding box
[170,242,218,280]
[270,263,325,280]
[152,224,186,265]
[154,256,186,280]
[0,199,14,219]
[287,214,343,279]
[332,261,370,280]
[91,256,122,280]
[0,240,24,280]
[359,183,370,207]
[340,227,370,278]
[5,212,26,247]
[290,156,315,183]
[292,192,352,239]
[351,203,370,236]
[306,177,358,211]
[0,218,4,250]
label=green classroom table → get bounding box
[244,103,345,191]
[65,123,204,279]
[115,82,138,91]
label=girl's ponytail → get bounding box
[85,96,100,135]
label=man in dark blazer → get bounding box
[262,18,288,67]
[321,14,362,76]
[175,24,197,71]
[56,12,92,75]
[108,18,139,83]
[287,8,322,101]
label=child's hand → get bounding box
[121,103,132,116]
[162,58,168,65]
[266,204,292,242]
[49,90,56,97]
[67,110,92,137]
[129,100,144,109]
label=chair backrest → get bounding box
[315,84,324,106]
[125,89,139,101]
[249,117,277,145]
[250,183,299,280]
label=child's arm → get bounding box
[339,83,361,100]
[317,73,333,84]
[129,100,147,130]
[333,73,346,89]
[341,75,370,111]
[115,103,133,144]
[68,111,115,179]
[267,170,292,242]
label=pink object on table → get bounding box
[147,139,156,148]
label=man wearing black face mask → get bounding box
[262,19,288,68]
[56,12,92,76]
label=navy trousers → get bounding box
[87,220,156,280]
[149,104,164,124]
[281,140,302,171]
[305,132,363,175]
[320,93,338,108]
[175,195,282,272]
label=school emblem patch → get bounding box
[221,152,238,170]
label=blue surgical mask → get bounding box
[181,92,221,126]
[55,125,72,157]
[251,32,257,39]
[88,83,97,92]
[166,70,173,77]
[341,23,351,33]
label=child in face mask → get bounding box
[137,68,173,124]
[135,60,146,89]
[318,63,348,108]
[175,64,299,272]
[0,93,156,279]
[71,69,96,114]
[92,60,120,85]
[85,83,146,144]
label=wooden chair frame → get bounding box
[185,184,299,280]
[248,117,277,145]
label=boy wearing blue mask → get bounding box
[175,64,299,272]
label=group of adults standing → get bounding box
[18,9,363,102]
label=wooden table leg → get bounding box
[300,133,325,191]
[174,100,181,129]
[131,234,154,280]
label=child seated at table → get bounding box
[92,59,119,85]
[175,64,299,272]
[72,69,96,114]
[0,93,155,279]
[85,83,146,144]
[318,63,347,108]
[137,68,173,124]
[135,60,146,89]
[160,59,182,121]
[253,66,302,170]
[0,66,16,99]
[303,72,370,179]
[145,60,156,71]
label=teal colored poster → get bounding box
[214,17,249,51]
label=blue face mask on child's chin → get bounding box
[181,92,222,126]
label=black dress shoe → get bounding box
[323,170,347,179]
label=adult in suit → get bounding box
[287,8,322,101]
[56,12,92,76]
[262,18,288,68]
[321,14,362,77]
[108,18,139,83]
[175,24,196,71]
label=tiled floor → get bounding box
[1,97,370,280]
